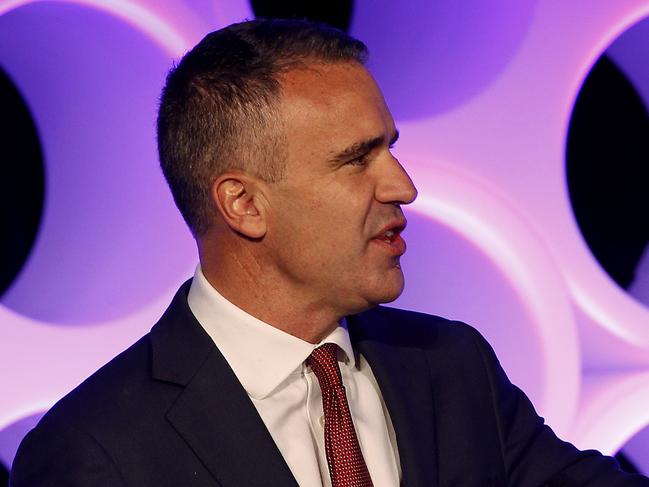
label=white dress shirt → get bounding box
[187,266,401,487]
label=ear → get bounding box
[211,173,267,239]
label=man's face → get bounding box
[264,61,417,316]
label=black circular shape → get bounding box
[566,55,649,289]
[0,462,7,485]
[250,0,354,33]
[0,67,46,297]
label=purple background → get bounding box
[1,0,649,474]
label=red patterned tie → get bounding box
[307,343,373,487]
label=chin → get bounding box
[368,269,405,306]
[340,266,405,313]
[378,287,404,305]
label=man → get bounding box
[10,19,649,487]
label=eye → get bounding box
[348,152,370,166]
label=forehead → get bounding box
[278,62,394,162]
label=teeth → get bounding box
[384,230,395,239]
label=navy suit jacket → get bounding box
[10,282,649,486]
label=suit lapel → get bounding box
[151,283,298,487]
[349,308,439,487]
[165,349,298,487]
[151,283,439,486]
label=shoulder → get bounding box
[352,304,488,352]
[11,335,156,485]
[35,334,159,434]
[32,281,198,434]
[349,305,501,383]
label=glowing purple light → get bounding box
[1,0,649,472]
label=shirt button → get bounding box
[319,415,325,427]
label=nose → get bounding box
[375,156,418,205]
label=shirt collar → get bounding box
[187,265,355,400]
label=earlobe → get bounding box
[212,175,267,239]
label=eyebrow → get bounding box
[329,130,400,165]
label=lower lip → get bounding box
[371,234,407,256]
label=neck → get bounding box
[198,237,341,344]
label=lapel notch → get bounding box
[151,282,298,487]
[165,349,298,487]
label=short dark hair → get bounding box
[157,19,368,236]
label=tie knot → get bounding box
[307,343,342,391]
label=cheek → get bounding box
[272,183,372,259]
[304,189,361,232]
[288,213,365,277]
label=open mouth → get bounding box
[371,220,407,256]
[380,229,399,244]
